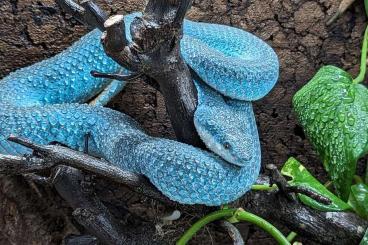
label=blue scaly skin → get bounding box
[0,13,278,205]
[182,21,279,101]
[194,80,258,167]
[123,13,279,101]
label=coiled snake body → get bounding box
[0,13,279,205]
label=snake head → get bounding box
[194,97,257,167]
[212,131,255,167]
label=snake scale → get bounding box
[0,13,279,205]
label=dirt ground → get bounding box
[0,0,367,244]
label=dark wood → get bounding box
[244,191,367,245]
[102,0,202,147]
[219,221,245,245]
[58,0,203,147]
[7,136,172,204]
[53,166,126,245]
[267,164,331,205]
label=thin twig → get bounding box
[266,164,296,201]
[285,186,331,205]
[72,207,126,244]
[266,164,332,205]
[57,0,107,30]
[90,70,144,82]
[6,136,171,203]
[219,221,244,245]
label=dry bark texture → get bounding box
[0,0,367,244]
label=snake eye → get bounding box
[223,142,231,149]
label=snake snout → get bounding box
[215,128,256,167]
[227,138,255,167]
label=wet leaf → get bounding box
[281,157,351,211]
[348,183,368,219]
[293,66,368,200]
[360,227,368,245]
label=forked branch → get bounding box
[58,0,202,147]
[5,135,171,204]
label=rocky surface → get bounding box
[0,0,367,244]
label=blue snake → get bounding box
[0,13,279,205]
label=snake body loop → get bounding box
[0,13,278,205]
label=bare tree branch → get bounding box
[243,190,367,244]
[266,164,332,205]
[0,154,52,174]
[53,166,128,245]
[57,0,107,30]
[57,0,203,147]
[219,221,245,245]
[80,0,107,30]
[6,136,171,204]
[103,15,128,54]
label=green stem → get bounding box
[286,231,298,242]
[365,0,368,17]
[176,209,234,245]
[176,208,290,245]
[251,184,278,191]
[353,24,368,84]
[236,210,290,245]
[324,181,332,188]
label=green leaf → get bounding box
[293,65,368,201]
[348,183,368,219]
[360,227,368,245]
[281,157,351,212]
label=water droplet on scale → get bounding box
[87,117,96,125]
[347,116,355,126]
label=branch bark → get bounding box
[219,221,245,245]
[53,166,127,245]
[2,137,164,245]
[7,136,171,204]
[103,0,202,147]
[58,0,203,148]
[243,191,367,244]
